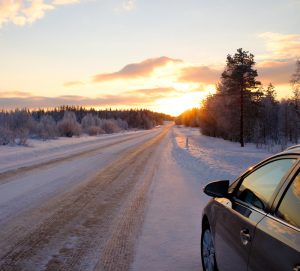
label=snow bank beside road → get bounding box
[174,126,270,181]
[132,126,271,271]
[0,130,145,173]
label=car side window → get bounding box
[236,159,296,211]
[276,172,300,229]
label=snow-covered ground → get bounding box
[0,125,273,270]
[0,127,164,270]
[0,130,148,173]
[131,126,271,271]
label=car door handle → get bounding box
[293,265,300,271]
[240,229,251,245]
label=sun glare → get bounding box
[154,89,211,116]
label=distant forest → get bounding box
[176,49,300,149]
[0,106,173,145]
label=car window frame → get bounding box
[230,155,299,213]
[270,160,300,231]
[271,157,300,213]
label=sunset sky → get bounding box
[1,0,300,116]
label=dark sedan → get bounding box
[201,145,300,271]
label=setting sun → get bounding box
[0,0,297,115]
[152,87,215,116]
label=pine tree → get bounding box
[221,48,261,147]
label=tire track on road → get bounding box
[0,130,156,185]
[0,125,170,271]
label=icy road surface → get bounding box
[0,125,270,271]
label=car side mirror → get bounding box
[203,180,230,198]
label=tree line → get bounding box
[0,106,173,145]
[176,49,300,148]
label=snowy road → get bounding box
[0,124,270,271]
[0,126,168,270]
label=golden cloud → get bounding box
[0,0,79,27]
[93,56,182,82]
[129,87,174,94]
[259,32,300,60]
[178,66,220,84]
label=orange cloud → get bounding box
[128,87,178,97]
[257,60,295,85]
[178,66,220,84]
[259,32,300,60]
[93,56,182,82]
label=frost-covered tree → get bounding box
[290,60,300,142]
[37,115,58,140]
[0,127,14,145]
[57,111,81,137]
[116,118,128,130]
[10,109,34,145]
[101,119,121,134]
[81,114,96,130]
[0,108,172,143]
[291,59,300,96]
[81,114,99,135]
[259,84,279,144]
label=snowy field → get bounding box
[0,124,273,270]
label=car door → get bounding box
[213,157,297,271]
[248,166,300,271]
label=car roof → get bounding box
[281,145,300,155]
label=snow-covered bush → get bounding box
[10,110,34,145]
[116,118,128,130]
[93,116,103,127]
[37,115,58,140]
[17,128,29,145]
[82,117,125,134]
[101,119,121,134]
[81,114,95,130]
[0,127,14,145]
[81,114,108,135]
[57,111,81,137]
[86,126,105,136]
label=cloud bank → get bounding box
[0,87,178,109]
